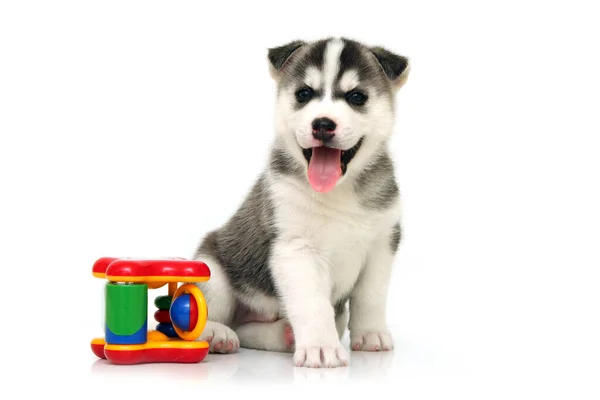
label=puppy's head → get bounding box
[268,37,409,193]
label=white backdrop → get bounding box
[1,1,599,398]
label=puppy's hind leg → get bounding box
[236,305,348,353]
[236,319,295,352]
[193,234,239,354]
[335,300,349,340]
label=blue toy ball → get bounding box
[170,293,197,332]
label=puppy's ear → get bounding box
[268,40,305,80]
[371,46,410,90]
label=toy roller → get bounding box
[90,257,211,365]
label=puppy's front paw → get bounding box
[200,321,240,354]
[350,330,394,351]
[293,344,349,368]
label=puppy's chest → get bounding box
[271,179,391,300]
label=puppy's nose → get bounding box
[312,117,336,142]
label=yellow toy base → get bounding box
[91,330,209,364]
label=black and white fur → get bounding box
[192,37,410,368]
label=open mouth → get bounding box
[301,137,363,193]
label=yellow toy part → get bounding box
[171,283,208,341]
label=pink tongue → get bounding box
[307,147,342,193]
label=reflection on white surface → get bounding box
[90,345,397,384]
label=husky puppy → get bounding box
[193,37,410,368]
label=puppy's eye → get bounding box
[346,90,368,106]
[295,87,314,103]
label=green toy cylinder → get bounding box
[104,282,148,344]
